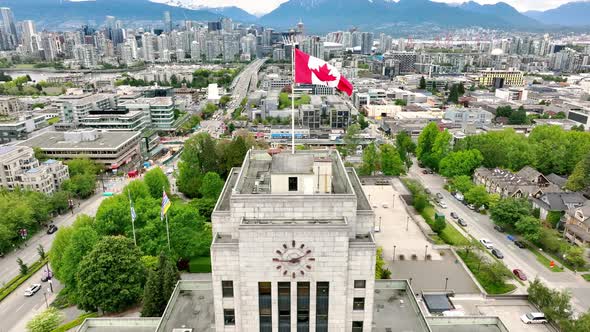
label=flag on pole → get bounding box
[294,48,354,96]
[130,201,137,223]
[161,191,171,221]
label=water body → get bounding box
[6,71,120,83]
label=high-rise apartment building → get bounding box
[163,11,172,32]
[0,7,17,49]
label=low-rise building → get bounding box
[18,129,141,170]
[121,97,177,131]
[78,109,149,131]
[478,68,525,88]
[0,114,48,144]
[495,88,528,101]
[564,201,590,246]
[473,166,560,198]
[0,96,21,115]
[0,146,68,194]
[56,92,117,124]
[443,107,493,127]
[532,192,587,221]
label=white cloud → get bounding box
[431,0,587,12]
[151,0,289,15]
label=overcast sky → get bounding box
[146,0,585,15]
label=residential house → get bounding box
[532,192,587,221]
[473,166,560,198]
[564,201,590,246]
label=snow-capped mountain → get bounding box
[149,0,285,17]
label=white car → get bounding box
[480,238,494,249]
[24,284,42,297]
[438,202,447,209]
[521,312,547,324]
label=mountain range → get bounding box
[3,0,590,31]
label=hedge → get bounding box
[189,256,212,273]
[0,258,49,303]
[51,312,98,332]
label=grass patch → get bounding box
[421,205,470,246]
[457,250,516,295]
[0,258,48,303]
[583,274,590,282]
[51,312,98,332]
[544,250,589,272]
[527,247,564,272]
[188,256,211,273]
[47,117,60,125]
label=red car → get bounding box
[513,269,527,281]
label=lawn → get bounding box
[189,256,211,273]
[457,250,517,295]
[421,205,470,246]
[583,274,590,282]
[527,247,564,272]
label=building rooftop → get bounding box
[155,280,215,332]
[18,131,140,151]
[270,153,314,174]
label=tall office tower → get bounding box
[21,20,40,55]
[360,32,373,55]
[352,31,362,48]
[0,7,17,49]
[211,150,376,331]
[221,18,232,33]
[240,33,256,57]
[73,44,97,68]
[262,28,273,47]
[190,40,200,62]
[141,33,155,62]
[163,11,172,32]
[222,33,239,62]
[379,33,392,53]
[105,15,116,40]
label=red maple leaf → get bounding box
[311,63,337,82]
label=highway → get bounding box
[407,162,590,314]
[219,58,266,121]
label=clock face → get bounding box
[272,240,315,279]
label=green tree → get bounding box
[143,168,170,199]
[33,147,47,162]
[167,204,212,259]
[26,307,63,332]
[464,185,489,208]
[515,216,542,242]
[566,152,590,191]
[123,180,151,200]
[438,149,483,178]
[343,123,361,157]
[395,131,416,166]
[447,84,459,104]
[432,215,446,234]
[450,175,474,194]
[564,246,587,270]
[76,236,145,313]
[141,253,179,317]
[65,158,100,177]
[94,195,131,235]
[358,114,369,130]
[380,144,404,176]
[199,172,224,199]
[360,143,379,176]
[50,191,70,214]
[17,257,28,276]
[419,76,426,89]
[49,226,74,282]
[413,194,428,213]
[528,278,572,326]
[219,95,231,107]
[416,122,439,162]
[430,129,452,170]
[490,198,531,227]
[457,82,465,95]
[60,221,100,300]
[508,108,527,125]
[37,244,45,260]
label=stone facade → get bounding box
[211,150,376,332]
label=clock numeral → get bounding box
[308,258,315,261]
[306,249,312,254]
[282,244,287,249]
[292,240,296,247]
[283,270,288,276]
[272,258,279,262]
[292,272,296,279]
[306,265,312,270]
[276,265,282,270]
[276,250,282,255]
[300,270,305,276]
[300,244,305,249]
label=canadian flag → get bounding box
[295,48,353,96]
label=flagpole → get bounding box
[165,213,171,251]
[291,40,296,154]
[127,189,137,246]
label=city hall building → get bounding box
[209,150,376,331]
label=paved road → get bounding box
[407,162,590,313]
[220,58,266,121]
[0,177,130,330]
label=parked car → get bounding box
[454,192,464,201]
[513,269,527,281]
[438,202,447,209]
[520,312,547,324]
[24,284,41,297]
[450,212,458,219]
[47,224,58,234]
[425,189,431,195]
[457,218,467,227]
[41,269,52,282]
[480,238,493,249]
[514,241,526,249]
[467,204,475,210]
[493,225,505,233]
[491,248,504,259]
[436,193,444,200]
[422,169,428,174]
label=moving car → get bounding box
[457,218,468,227]
[491,248,504,259]
[47,224,58,234]
[514,240,526,249]
[450,212,458,219]
[520,312,547,324]
[513,269,527,281]
[494,225,505,233]
[480,238,493,249]
[41,269,52,282]
[24,284,41,297]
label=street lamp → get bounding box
[424,245,428,259]
[406,216,409,231]
[409,277,413,285]
[379,216,382,232]
[444,277,449,291]
[392,194,395,208]
[393,245,397,261]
